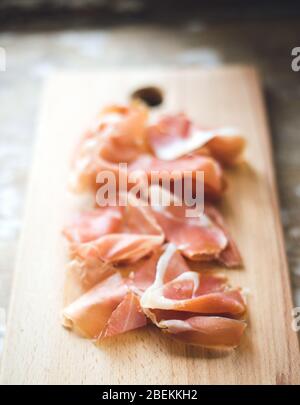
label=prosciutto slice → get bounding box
[158,317,246,349]
[153,206,227,263]
[147,113,245,165]
[63,256,115,305]
[149,188,241,267]
[129,154,225,199]
[102,292,147,339]
[63,207,123,243]
[139,244,246,348]
[141,244,245,316]
[68,193,164,264]
[205,205,243,268]
[70,102,149,192]
[130,247,189,292]
[63,272,147,340]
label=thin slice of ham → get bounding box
[158,316,246,349]
[70,102,149,192]
[63,256,116,305]
[101,292,147,339]
[147,113,245,165]
[71,151,225,200]
[62,272,147,340]
[153,206,227,262]
[130,154,225,199]
[148,188,242,267]
[63,207,123,243]
[140,244,246,347]
[62,273,127,338]
[205,204,243,268]
[141,244,246,316]
[130,247,189,292]
[69,192,164,264]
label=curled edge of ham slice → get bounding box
[147,113,245,165]
[140,244,247,348]
[205,205,243,268]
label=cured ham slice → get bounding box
[158,316,246,349]
[71,151,224,199]
[140,244,246,347]
[141,244,246,316]
[73,234,162,265]
[63,273,147,340]
[70,102,149,192]
[147,187,242,267]
[129,250,162,292]
[63,207,123,243]
[205,205,243,268]
[95,103,149,164]
[130,154,225,199]
[69,193,164,264]
[152,206,227,263]
[63,273,127,337]
[147,113,245,165]
[130,247,189,292]
[102,292,147,339]
[63,257,115,305]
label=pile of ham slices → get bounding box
[62,102,248,349]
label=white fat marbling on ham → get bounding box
[140,244,200,310]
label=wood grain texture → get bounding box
[1,67,299,385]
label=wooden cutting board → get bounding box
[1,67,299,385]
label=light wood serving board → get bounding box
[1,67,299,385]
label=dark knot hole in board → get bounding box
[131,86,164,107]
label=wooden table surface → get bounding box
[0,14,299,353]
